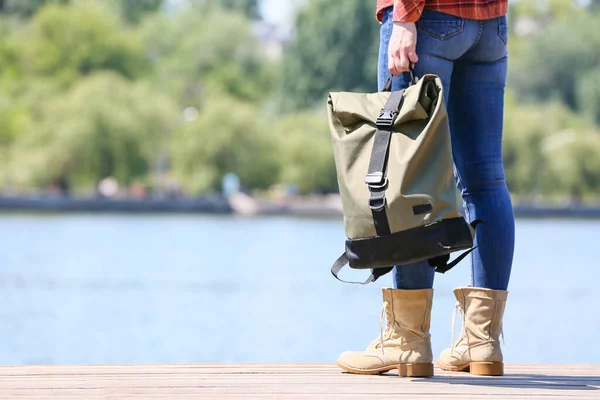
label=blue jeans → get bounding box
[378,8,515,291]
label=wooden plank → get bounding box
[0,384,593,394]
[1,396,598,400]
[0,364,596,399]
[0,364,597,375]
[0,375,596,388]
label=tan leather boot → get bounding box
[437,287,508,376]
[336,288,434,377]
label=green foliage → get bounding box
[0,0,164,23]
[14,2,145,85]
[546,134,600,201]
[509,13,600,109]
[0,95,31,146]
[170,95,281,194]
[577,68,600,125]
[193,0,259,19]
[281,0,379,110]
[508,0,585,24]
[503,3,600,202]
[502,95,600,200]
[140,7,269,105]
[111,0,164,23]
[8,73,178,189]
[0,0,68,17]
[0,0,598,202]
[275,112,337,194]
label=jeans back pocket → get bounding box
[498,16,508,45]
[418,20,464,41]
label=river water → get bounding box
[1,214,598,365]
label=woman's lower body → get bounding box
[378,8,515,291]
[336,9,514,377]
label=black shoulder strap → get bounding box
[366,89,404,237]
[365,89,404,187]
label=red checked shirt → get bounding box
[376,0,508,23]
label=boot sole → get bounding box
[336,361,434,377]
[438,360,504,376]
[398,363,434,377]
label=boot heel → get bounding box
[470,362,503,376]
[398,363,434,377]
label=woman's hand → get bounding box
[388,22,419,75]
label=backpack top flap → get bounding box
[328,74,437,132]
[327,75,462,240]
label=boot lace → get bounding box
[450,301,462,355]
[378,300,397,355]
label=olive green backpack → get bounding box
[327,74,478,284]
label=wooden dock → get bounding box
[0,364,598,399]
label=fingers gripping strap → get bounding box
[382,68,418,92]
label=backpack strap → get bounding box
[365,89,405,236]
[428,249,474,274]
[428,220,483,273]
[330,253,393,285]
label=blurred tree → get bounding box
[276,112,337,194]
[110,0,164,23]
[577,68,600,125]
[8,73,178,190]
[141,7,270,105]
[281,0,379,110]
[508,0,584,24]
[0,0,67,16]
[545,134,600,201]
[502,94,600,202]
[14,2,145,84]
[0,0,598,201]
[0,95,32,187]
[218,0,259,18]
[171,95,281,194]
[0,96,30,147]
[192,0,259,19]
[0,0,164,22]
[0,18,23,87]
[588,0,600,11]
[509,13,600,109]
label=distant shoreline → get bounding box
[1,195,600,219]
[0,195,233,214]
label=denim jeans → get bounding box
[378,8,515,291]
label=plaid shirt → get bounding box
[377,0,508,23]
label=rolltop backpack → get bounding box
[327,73,478,284]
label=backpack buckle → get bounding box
[367,177,388,190]
[369,194,387,211]
[365,172,384,185]
[376,109,398,127]
[368,178,388,211]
